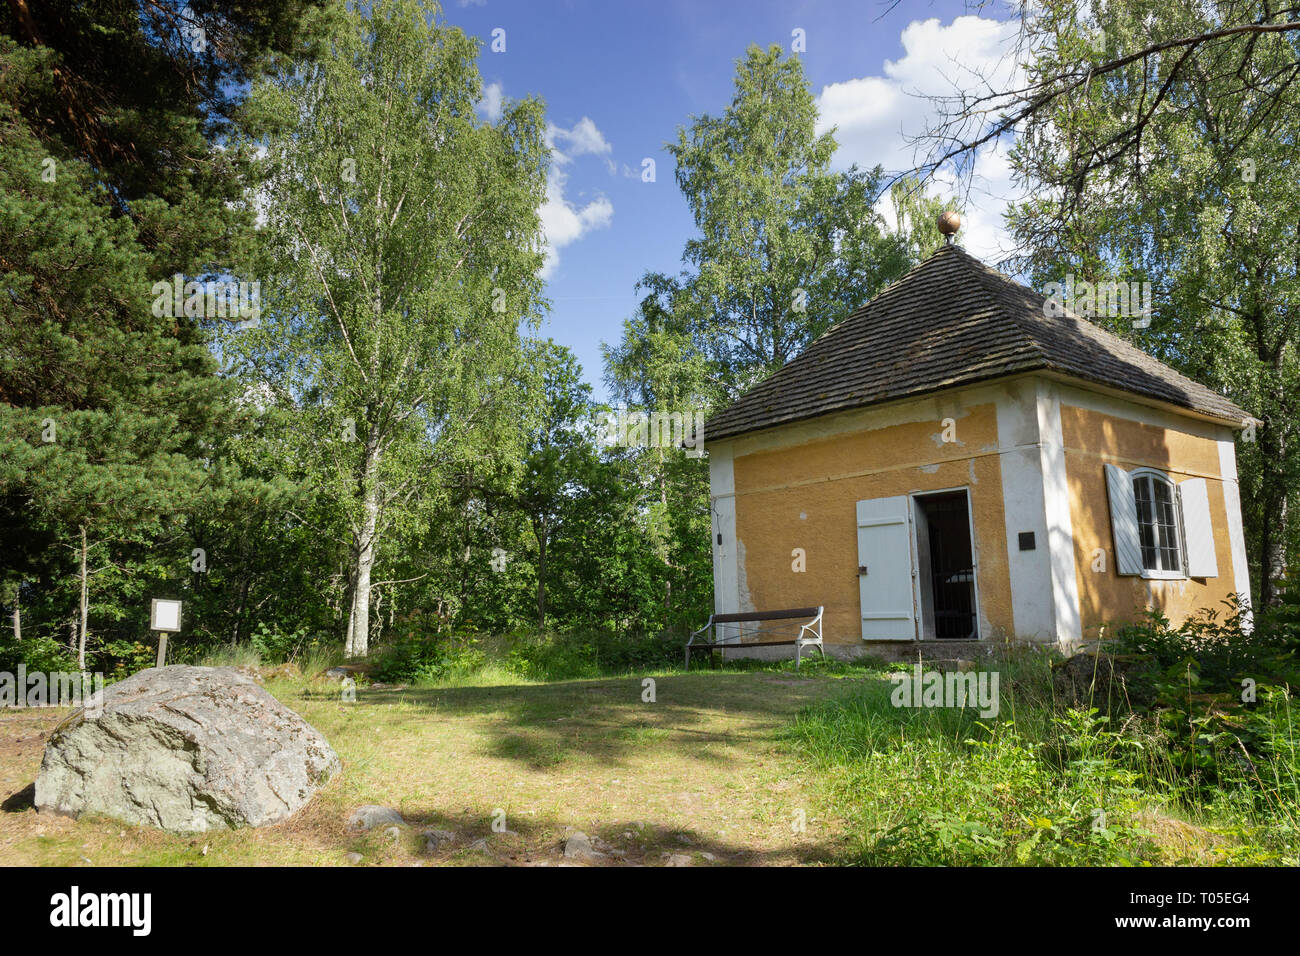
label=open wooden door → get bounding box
[856,496,917,640]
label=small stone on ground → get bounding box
[348,805,404,830]
[564,831,607,862]
[422,829,456,852]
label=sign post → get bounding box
[150,598,183,667]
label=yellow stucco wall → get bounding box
[730,403,1013,644]
[1060,404,1237,634]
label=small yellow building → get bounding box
[704,244,1253,656]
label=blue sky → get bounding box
[440,0,1022,402]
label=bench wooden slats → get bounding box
[689,639,801,647]
[710,607,820,624]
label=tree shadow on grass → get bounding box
[345,804,844,867]
[300,670,853,772]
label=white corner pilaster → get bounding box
[996,380,1056,640]
[1217,429,1253,628]
[1037,381,1082,647]
[708,443,740,615]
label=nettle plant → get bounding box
[869,717,1154,866]
[1102,595,1299,803]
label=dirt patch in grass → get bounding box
[0,670,856,866]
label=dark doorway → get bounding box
[913,491,977,640]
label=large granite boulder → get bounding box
[35,665,340,833]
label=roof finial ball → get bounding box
[937,210,961,245]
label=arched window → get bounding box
[1131,468,1183,576]
[1105,463,1218,580]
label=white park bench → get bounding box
[685,606,825,670]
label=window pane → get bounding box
[1133,476,1159,570]
[1131,473,1183,574]
[1152,480,1181,571]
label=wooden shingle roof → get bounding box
[705,244,1251,442]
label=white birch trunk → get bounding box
[77,524,88,672]
[345,443,381,658]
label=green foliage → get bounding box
[785,600,1300,868]
[791,682,1156,866]
[0,634,75,675]
[1102,597,1299,809]
[652,43,909,398]
[371,634,453,684]
[503,630,683,681]
[96,639,159,679]
[234,0,549,656]
[600,287,715,634]
[796,671,1260,864]
[886,721,1152,867]
[789,594,1300,866]
[0,40,247,669]
[0,0,321,672]
[1006,0,1300,607]
[249,623,314,664]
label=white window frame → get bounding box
[1129,467,1187,580]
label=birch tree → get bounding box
[241,0,547,656]
[662,44,907,398]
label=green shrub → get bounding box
[371,634,450,683]
[98,638,158,677]
[1101,595,1299,803]
[500,629,682,681]
[250,622,313,663]
[0,634,77,675]
[365,627,685,685]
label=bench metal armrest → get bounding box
[796,607,824,643]
[687,616,716,646]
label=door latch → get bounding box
[858,565,869,576]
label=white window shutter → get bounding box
[1178,478,1218,577]
[1105,464,1143,575]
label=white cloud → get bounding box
[928,137,1020,262]
[533,116,616,277]
[546,116,613,165]
[478,81,504,123]
[473,96,615,278]
[538,166,614,279]
[815,15,1026,262]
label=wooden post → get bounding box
[156,631,168,668]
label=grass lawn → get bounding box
[0,667,868,866]
[2,649,1293,867]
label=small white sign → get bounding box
[150,598,182,633]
